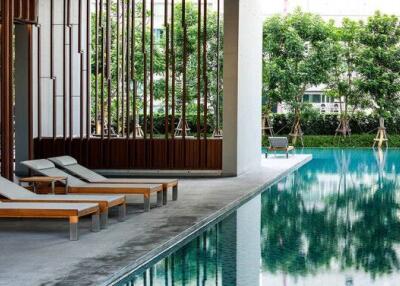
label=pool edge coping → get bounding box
[101,155,313,285]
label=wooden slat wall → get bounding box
[34,138,222,170]
[1,0,15,179]
[1,0,37,23]
[28,0,223,172]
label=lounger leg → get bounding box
[118,203,126,221]
[144,194,151,212]
[92,214,101,232]
[157,191,163,207]
[163,189,168,205]
[69,216,79,241]
[172,185,178,201]
[100,210,109,229]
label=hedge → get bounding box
[130,112,400,136]
[263,134,400,148]
[268,112,400,135]
[130,114,217,134]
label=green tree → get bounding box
[356,12,400,146]
[263,9,338,144]
[326,18,365,137]
[91,2,223,135]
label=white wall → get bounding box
[32,0,89,138]
[223,0,263,176]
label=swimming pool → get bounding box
[116,148,400,286]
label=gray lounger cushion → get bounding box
[49,156,106,183]
[0,176,39,199]
[21,159,87,186]
[49,156,78,167]
[0,176,124,203]
[268,137,289,148]
[21,160,159,190]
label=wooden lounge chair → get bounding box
[49,156,179,204]
[0,176,126,228]
[266,137,294,159]
[0,201,100,240]
[21,160,163,212]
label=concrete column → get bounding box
[223,0,263,176]
[15,25,31,176]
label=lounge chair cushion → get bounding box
[0,176,125,204]
[0,176,37,199]
[64,164,106,182]
[23,159,56,171]
[49,156,106,183]
[268,137,289,148]
[21,160,86,187]
[0,201,98,212]
[49,156,78,167]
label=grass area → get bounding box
[263,134,400,148]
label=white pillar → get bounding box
[223,0,263,176]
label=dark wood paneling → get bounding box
[34,138,222,170]
[1,0,15,180]
[2,0,37,24]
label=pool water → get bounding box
[117,148,400,286]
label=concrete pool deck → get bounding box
[0,154,311,286]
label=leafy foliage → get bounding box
[356,12,400,118]
[267,112,400,136]
[90,2,223,133]
[263,9,339,132]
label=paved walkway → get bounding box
[0,154,311,286]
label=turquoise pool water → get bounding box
[117,148,400,286]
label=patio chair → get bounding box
[0,176,126,228]
[48,156,178,204]
[0,201,100,240]
[21,159,163,212]
[266,137,294,159]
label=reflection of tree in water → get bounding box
[261,182,338,277]
[261,151,400,280]
[261,184,307,276]
[129,226,221,285]
[350,181,400,277]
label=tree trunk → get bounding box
[335,95,351,137]
[373,117,388,149]
[290,107,303,146]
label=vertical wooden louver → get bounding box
[28,0,224,170]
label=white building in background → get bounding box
[275,85,344,114]
[266,0,400,114]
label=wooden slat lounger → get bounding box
[21,160,163,212]
[49,156,179,204]
[0,201,100,240]
[0,176,126,228]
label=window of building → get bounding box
[312,94,321,103]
